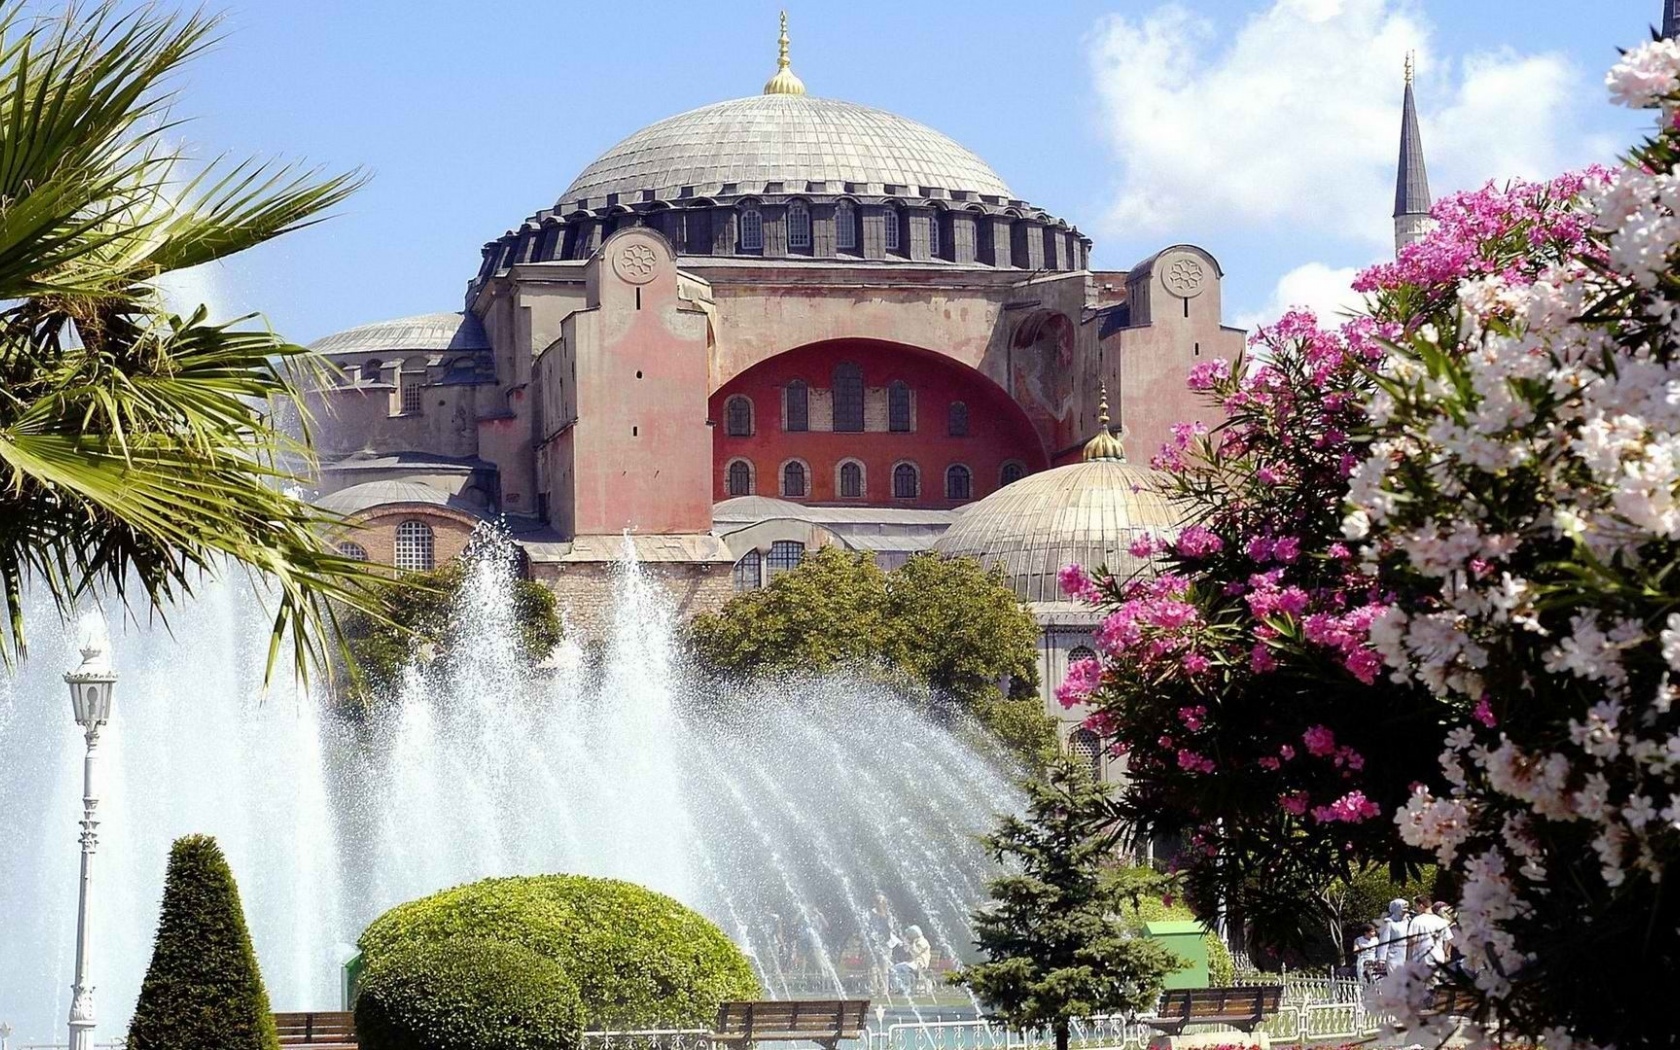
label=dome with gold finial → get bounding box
[932,385,1178,605]
[762,11,805,96]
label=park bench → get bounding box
[1428,985,1479,1019]
[1142,986,1284,1035]
[274,1011,357,1048]
[711,999,869,1050]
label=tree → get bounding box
[688,549,1052,761]
[0,3,380,681]
[128,835,277,1050]
[336,531,562,704]
[953,759,1180,1050]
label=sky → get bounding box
[145,0,1665,343]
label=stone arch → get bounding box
[1009,310,1078,452]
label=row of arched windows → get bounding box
[337,520,436,572]
[725,458,1000,501]
[722,376,969,436]
[728,201,979,258]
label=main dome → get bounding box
[558,94,1014,207]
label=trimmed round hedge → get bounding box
[355,939,581,1050]
[358,875,759,1029]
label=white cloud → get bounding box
[1234,260,1366,330]
[1087,0,1594,250]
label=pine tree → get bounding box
[128,835,279,1050]
[953,760,1180,1050]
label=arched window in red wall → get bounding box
[833,363,864,432]
[893,462,920,500]
[838,460,864,499]
[782,460,808,498]
[888,381,911,433]
[727,459,754,497]
[785,380,809,432]
[948,401,969,437]
[1000,460,1026,487]
[945,464,972,501]
[726,395,753,436]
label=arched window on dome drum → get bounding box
[948,401,969,437]
[1042,225,1060,269]
[394,520,435,572]
[839,461,863,499]
[733,550,762,591]
[726,396,753,436]
[836,200,858,251]
[739,205,763,251]
[888,381,911,433]
[727,459,753,497]
[928,210,941,258]
[338,541,368,562]
[684,210,712,255]
[787,200,812,249]
[833,363,864,432]
[785,380,809,432]
[1000,461,1025,487]
[766,540,804,581]
[884,206,902,252]
[893,462,919,500]
[782,460,807,498]
[945,465,972,501]
[1068,727,1103,780]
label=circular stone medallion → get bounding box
[612,241,662,285]
[1161,253,1207,298]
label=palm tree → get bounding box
[0,2,382,681]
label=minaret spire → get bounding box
[1666,0,1680,40]
[763,11,807,96]
[1393,51,1432,255]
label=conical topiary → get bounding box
[127,835,278,1050]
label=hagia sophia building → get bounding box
[303,15,1433,770]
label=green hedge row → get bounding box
[355,939,582,1050]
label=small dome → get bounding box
[316,480,481,517]
[558,95,1012,207]
[931,459,1180,604]
[309,312,488,356]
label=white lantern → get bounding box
[63,644,115,729]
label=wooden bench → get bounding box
[1429,985,1479,1019]
[274,1012,357,1048]
[712,999,869,1050]
[1142,986,1284,1035]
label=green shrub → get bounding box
[127,835,278,1050]
[358,875,759,1029]
[354,938,581,1050]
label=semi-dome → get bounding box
[932,398,1179,603]
[559,94,1013,208]
[309,311,488,357]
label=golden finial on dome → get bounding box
[1082,382,1127,462]
[763,11,807,96]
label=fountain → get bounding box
[0,539,1022,1040]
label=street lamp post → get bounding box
[63,638,116,1050]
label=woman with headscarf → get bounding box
[1379,898,1411,977]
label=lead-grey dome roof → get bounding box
[309,312,489,356]
[559,95,1013,207]
[931,459,1180,604]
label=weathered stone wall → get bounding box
[532,561,735,639]
[333,505,478,568]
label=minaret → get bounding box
[1666,0,1679,40]
[763,11,807,96]
[1393,52,1432,254]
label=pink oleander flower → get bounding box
[1311,790,1381,824]
[1182,651,1210,675]
[1473,695,1498,727]
[1179,704,1208,731]
[1176,525,1224,557]
[1128,534,1159,558]
[1257,756,1281,770]
[1177,749,1217,774]
[1345,647,1383,685]
[1187,358,1231,391]
[1279,744,1296,761]
[1055,657,1104,709]
[1272,536,1301,562]
[1058,563,1103,603]
[1280,791,1310,816]
[1303,724,1337,757]
[1250,644,1277,673]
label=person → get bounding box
[1406,895,1452,968]
[1379,898,1411,976]
[892,924,932,995]
[1351,922,1381,984]
[866,893,897,997]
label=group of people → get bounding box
[866,893,934,997]
[1350,895,1459,983]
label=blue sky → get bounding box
[161,0,1663,342]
